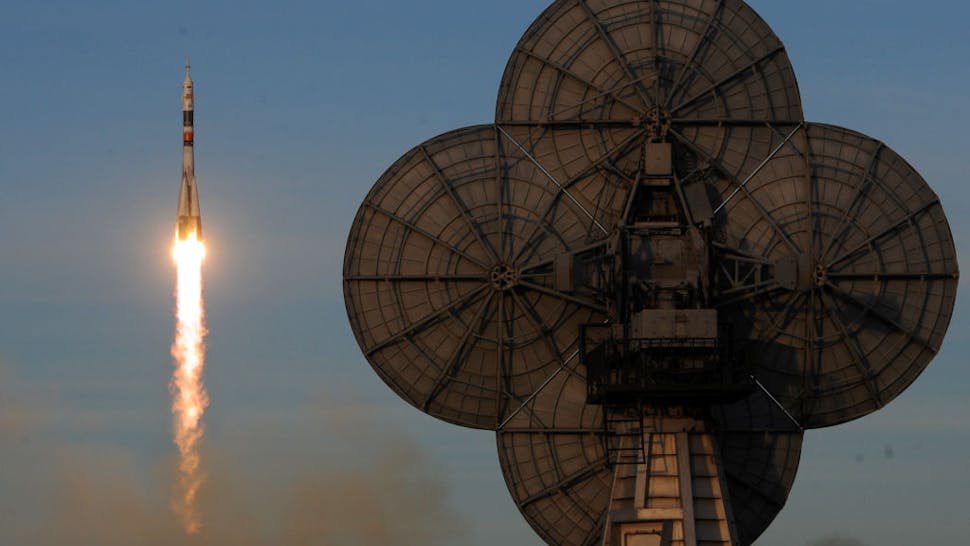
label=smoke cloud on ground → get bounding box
[0,370,468,546]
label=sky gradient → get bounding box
[0,1,967,544]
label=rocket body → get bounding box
[177,59,202,241]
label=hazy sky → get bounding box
[0,1,967,545]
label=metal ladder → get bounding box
[603,404,646,467]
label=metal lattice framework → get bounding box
[342,1,959,544]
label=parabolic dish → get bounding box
[343,125,614,429]
[497,372,803,546]
[498,0,803,123]
[714,124,960,428]
[492,0,811,279]
[496,0,804,183]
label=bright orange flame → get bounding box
[171,232,209,534]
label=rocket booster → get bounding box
[177,58,202,241]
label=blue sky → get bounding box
[0,1,967,544]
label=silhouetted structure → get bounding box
[343,1,959,544]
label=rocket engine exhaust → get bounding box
[170,57,209,534]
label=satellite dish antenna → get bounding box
[343,0,959,544]
[343,124,611,430]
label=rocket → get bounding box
[177,57,202,241]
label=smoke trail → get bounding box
[171,233,209,533]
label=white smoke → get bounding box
[0,369,468,546]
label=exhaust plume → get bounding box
[171,232,209,533]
